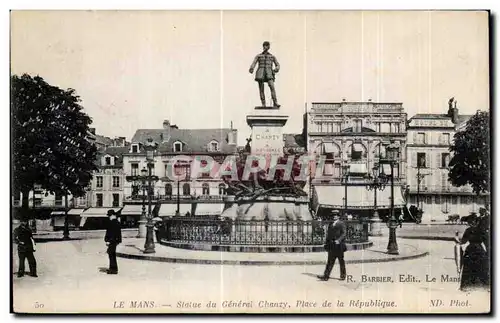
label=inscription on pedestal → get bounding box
[252,126,283,155]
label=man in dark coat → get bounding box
[249,41,281,108]
[317,210,347,281]
[104,210,122,274]
[13,218,37,278]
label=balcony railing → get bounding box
[158,218,369,246]
[125,194,226,202]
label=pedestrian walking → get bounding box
[317,210,347,281]
[104,210,122,275]
[455,213,489,291]
[13,218,37,278]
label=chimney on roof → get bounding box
[89,128,96,135]
[447,97,459,124]
[227,129,237,145]
[163,120,171,129]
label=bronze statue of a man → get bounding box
[249,41,280,108]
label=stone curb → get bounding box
[160,241,373,253]
[399,236,456,242]
[116,250,429,266]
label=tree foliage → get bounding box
[11,74,98,207]
[448,110,490,195]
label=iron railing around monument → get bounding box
[158,218,369,245]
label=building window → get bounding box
[441,153,450,168]
[218,184,226,195]
[393,123,400,133]
[442,133,450,145]
[208,140,219,152]
[451,196,458,205]
[105,156,111,165]
[353,120,362,132]
[202,183,210,195]
[165,184,172,196]
[96,193,103,207]
[96,176,103,188]
[131,144,139,153]
[426,196,432,204]
[182,183,190,196]
[147,163,155,176]
[55,192,63,206]
[112,176,120,188]
[173,141,183,152]
[112,194,120,207]
[132,185,139,196]
[131,163,139,176]
[417,153,426,168]
[380,123,390,133]
[417,133,426,144]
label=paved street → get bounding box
[13,231,490,314]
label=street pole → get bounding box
[177,179,180,216]
[416,163,421,210]
[387,160,399,255]
[137,181,147,238]
[63,194,70,240]
[144,163,155,254]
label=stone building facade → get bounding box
[306,100,407,219]
[406,101,485,222]
[122,120,238,218]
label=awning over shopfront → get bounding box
[50,211,66,227]
[322,142,339,154]
[314,185,405,210]
[82,207,122,217]
[120,205,145,216]
[80,207,122,227]
[158,203,192,217]
[68,208,85,216]
[348,163,367,174]
[194,203,224,216]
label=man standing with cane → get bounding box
[105,210,122,275]
[317,210,347,281]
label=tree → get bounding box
[448,110,490,196]
[11,74,98,210]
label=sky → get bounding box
[10,10,489,145]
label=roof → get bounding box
[283,133,305,149]
[130,128,238,154]
[95,134,114,146]
[409,114,451,120]
[96,146,130,167]
[456,114,473,125]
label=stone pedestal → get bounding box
[246,106,288,156]
[137,218,147,238]
[369,210,383,236]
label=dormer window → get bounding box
[173,141,183,152]
[105,156,111,165]
[131,144,139,153]
[208,140,219,152]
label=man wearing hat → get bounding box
[318,210,347,281]
[249,41,281,108]
[104,210,122,274]
[13,217,37,278]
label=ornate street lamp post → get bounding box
[341,164,350,218]
[366,164,388,237]
[143,139,159,254]
[382,142,400,255]
[125,138,158,253]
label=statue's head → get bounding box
[262,41,270,51]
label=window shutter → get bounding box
[413,132,417,144]
[436,153,442,169]
[441,196,447,212]
[426,153,431,168]
[411,152,417,167]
